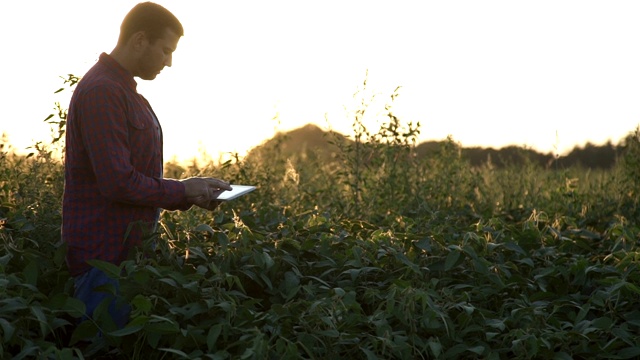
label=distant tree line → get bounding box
[454,141,623,169]
[249,124,633,170]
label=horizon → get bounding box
[1,120,632,161]
[1,121,631,172]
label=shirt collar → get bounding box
[99,52,137,92]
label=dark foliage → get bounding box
[248,124,626,170]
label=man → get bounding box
[62,2,231,328]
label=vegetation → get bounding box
[1,77,640,359]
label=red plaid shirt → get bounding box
[63,53,190,277]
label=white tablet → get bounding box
[216,185,256,201]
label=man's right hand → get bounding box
[181,177,232,210]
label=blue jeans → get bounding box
[74,267,131,329]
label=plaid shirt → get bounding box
[63,53,190,277]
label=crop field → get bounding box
[1,82,640,359]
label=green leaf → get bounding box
[485,332,499,340]
[159,348,189,358]
[207,324,223,352]
[591,317,613,330]
[284,271,300,291]
[216,232,230,248]
[427,338,442,357]
[108,325,143,337]
[625,311,640,327]
[262,251,275,269]
[472,258,489,275]
[515,257,534,267]
[304,275,331,288]
[575,303,590,324]
[86,259,122,280]
[55,348,75,360]
[445,250,462,271]
[217,301,234,313]
[553,352,573,360]
[146,315,179,334]
[333,287,346,297]
[0,318,15,341]
[612,327,632,342]
[146,321,179,335]
[131,294,152,314]
[30,305,48,337]
[188,246,208,260]
[148,332,161,349]
[618,347,640,359]
[360,347,378,360]
[70,320,98,345]
[23,260,38,286]
[195,223,215,234]
[144,265,162,277]
[12,345,39,360]
[394,252,421,273]
[462,245,478,259]
[317,329,339,337]
[461,304,475,315]
[182,280,200,292]
[0,298,28,313]
[167,271,187,284]
[259,273,274,290]
[444,344,468,358]
[414,238,431,252]
[504,242,527,256]
[485,319,506,331]
[63,296,86,318]
[128,315,150,327]
[624,282,640,295]
[468,345,485,355]
[159,278,178,288]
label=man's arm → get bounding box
[77,85,229,210]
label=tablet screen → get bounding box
[217,185,256,201]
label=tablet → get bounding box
[216,185,256,201]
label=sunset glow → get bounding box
[2,1,640,163]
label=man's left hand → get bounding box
[188,188,225,210]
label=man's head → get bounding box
[118,2,183,48]
[114,2,184,80]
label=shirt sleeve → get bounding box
[77,84,191,211]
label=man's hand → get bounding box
[181,177,232,210]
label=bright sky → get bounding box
[2,1,640,162]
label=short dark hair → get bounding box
[117,2,184,45]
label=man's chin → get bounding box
[138,72,159,81]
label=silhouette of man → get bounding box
[62,2,231,328]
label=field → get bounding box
[1,82,640,359]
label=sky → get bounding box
[2,1,640,162]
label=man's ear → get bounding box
[130,31,148,52]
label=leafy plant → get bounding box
[1,75,640,359]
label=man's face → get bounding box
[136,28,180,80]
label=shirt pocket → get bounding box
[126,109,161,172]
[126,111,157,155]
[127,112,150,130]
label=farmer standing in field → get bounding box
[62,2,231,328]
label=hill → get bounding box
[246,124,626,169]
